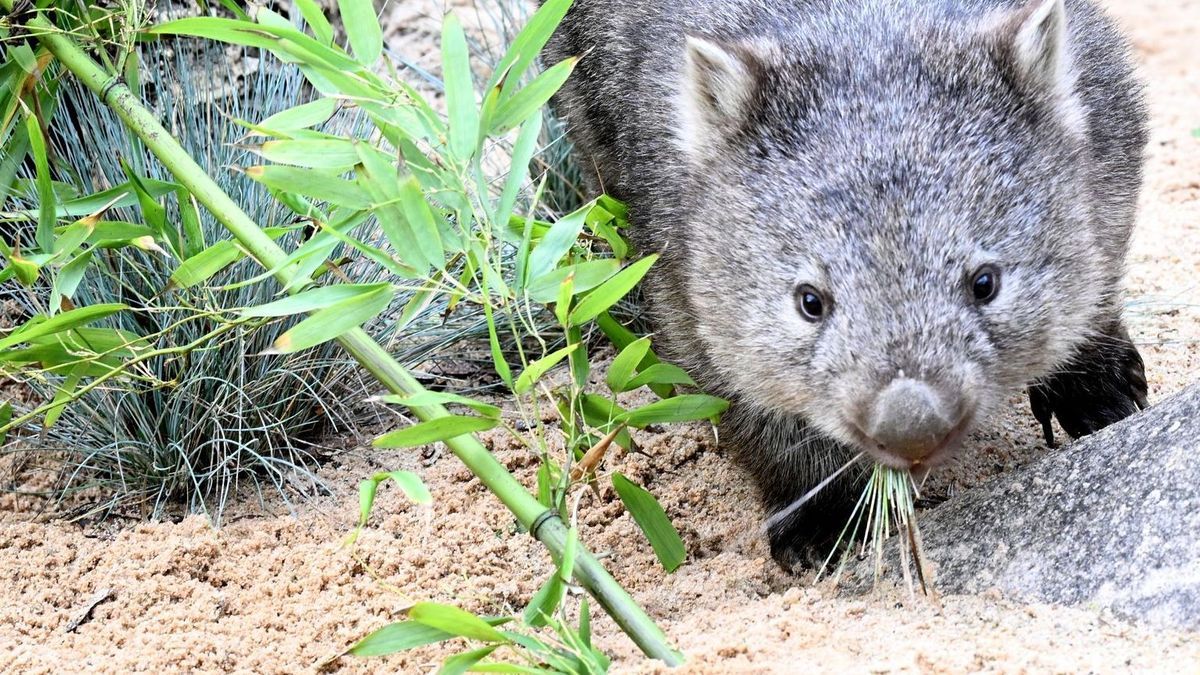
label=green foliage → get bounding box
[2,0,722,666]
[0,36,397,521]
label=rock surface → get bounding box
[863,383,1200,631]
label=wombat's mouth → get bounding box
[848,413,974,471]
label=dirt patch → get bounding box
[2,0,1198,672]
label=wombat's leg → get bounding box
[721,403,864,569]
[1028,320,1148,446]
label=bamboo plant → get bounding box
[0,0,728,666]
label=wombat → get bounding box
[545,0,1149,567]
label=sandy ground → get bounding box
[2,0,1199,672]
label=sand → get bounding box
[2,0,1199,672]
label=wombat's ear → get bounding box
[995,0,1085,134]
[1010,0,1069,88]
[676,35,764,157]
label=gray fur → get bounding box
[545,0,1149,565]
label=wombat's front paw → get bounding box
[764,491,857,571]
[1028,323,1149,446]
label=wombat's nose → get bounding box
[863,379,959,462]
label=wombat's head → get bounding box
[674,0,1114,468]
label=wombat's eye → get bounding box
[970,266,1001,304]
[794,284,828,322]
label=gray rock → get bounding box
[855,382,1200,631]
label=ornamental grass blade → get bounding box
[267,284,394,353]
[612,473,686,572]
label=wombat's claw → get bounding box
[1028,327,1149,443]
[1028,384,1058,447]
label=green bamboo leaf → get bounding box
[346,621,456,657]
[50,218,94,261]
[611,473,686,572]
[0,401,10,444]
[245,165,370,208]
[315,217,421,279]
[43,363,86,429]
[148,18,295,60]
[169,240,242,289]
[47,179,174,220]
[86,221,155,244]
[257,138,360,169]
[0,304,127,351]
[618,394,729,429]
[241,283,391,317]
[408,603,510,644]
[568,254,658,325]
[259,98,338,131]
[338,0,382,65]
[624,363,696,391]
[26,115,55,252]
[119,159,176,256]
[481,269,513,387]
[554,270,575,327]
[372,415,498,449]
[293,0,334,45]
[354,143,435,273]
[358,470,432,528]
[441,14,479,162]
[490,57,578,135]
[489,0,573,97]
[523,204,590,286]
[397,175,445,269]
[441,646,500,675]
[596,311,672,399]
[51,250,93,309]
[374,392,501,419]
[579,597,591,649]
[607,336,651,393]
[268,285,394,353]
[513,344,578,395]
[523,573,565,628]
[176,189,205,257]
[493,113,542,233]
[468,663,542,674]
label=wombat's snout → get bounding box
[857,378,967,467]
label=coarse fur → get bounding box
[544,0,1149,567]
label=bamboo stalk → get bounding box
[5,2,682,665]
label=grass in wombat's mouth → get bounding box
[819,463,936,601]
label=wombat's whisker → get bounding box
[762,452,866,533]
